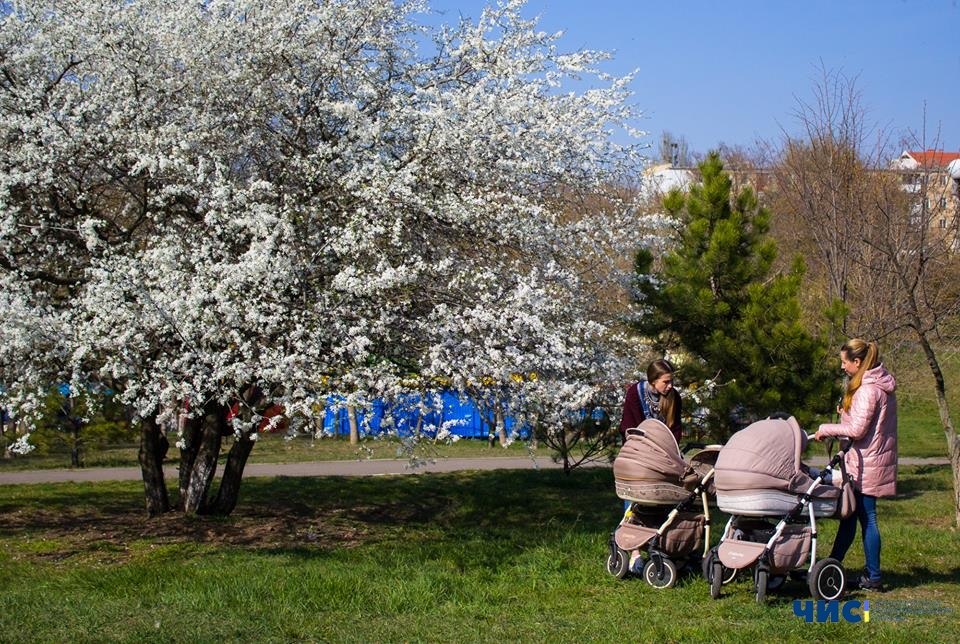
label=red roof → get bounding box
[904,150,960,168]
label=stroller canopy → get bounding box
[714,416,810,494]
[614,418,688,483]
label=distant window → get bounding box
[909,203,923,225]
[940,218,947,229]
[939,197,948,208]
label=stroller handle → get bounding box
[806,434,854,472]
[806,433,852,450]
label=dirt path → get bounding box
[0,455,947,485]
[0,456,572,485]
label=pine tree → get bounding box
[634,153,833,438]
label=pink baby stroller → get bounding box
[606,418,721,588]
[705,415,855,604]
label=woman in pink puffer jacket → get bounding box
[814,339,897,592]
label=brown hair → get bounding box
[647,359,680,429]
[646,359,676,384]
[841,339,879,412]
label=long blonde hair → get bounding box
[841,339,879,412]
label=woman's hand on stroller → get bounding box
[812,429,841,443]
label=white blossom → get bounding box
[9,434,36,456]
[0,0,662,451]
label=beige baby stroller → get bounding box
[705,415,855,604]
[606,418,721,588]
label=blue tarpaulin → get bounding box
[321,391,528,439]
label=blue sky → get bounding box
[425,0,960,157]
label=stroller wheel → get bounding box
[755,569,768,604]
[702,549,738,586]
[643,557,678,589]
[605,545,630,579]
[809,558,845,601]
[709,561,723,599]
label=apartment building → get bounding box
[891,150,960,248]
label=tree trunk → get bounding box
[63,397,82,468]
[414,412,424,441]
[524,412,539,449]
[177,411,203,511]
[181,402,226,515]
[209,432,255,516]
[948,431,960,529]
[138,412,170,517]
[70,420,81,468]
[495,403,507,447]
[348,405,359,445]
[915,333,960,527]
[177,415,203,512]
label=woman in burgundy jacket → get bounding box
[617,359,683,572]
[815,339,898,592]
[618,359,683,443]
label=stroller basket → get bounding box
[615,511,705,557]
[717,523,812,574]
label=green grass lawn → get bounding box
[1,346,957,640]
[1,465,957,642]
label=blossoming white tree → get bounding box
[1,0,649,515]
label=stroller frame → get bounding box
[707,440,852,604]
[607,419,720,589]
[608,468,715,588]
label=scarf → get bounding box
[639,380,664,423]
